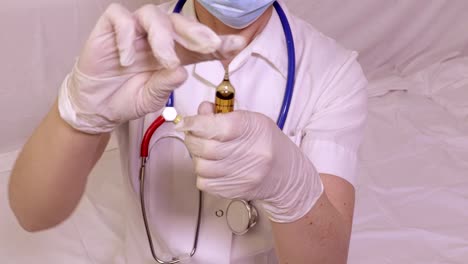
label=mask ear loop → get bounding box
[139,115,202,264]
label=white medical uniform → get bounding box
[114,0,368,263]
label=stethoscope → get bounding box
[138,0,296,263]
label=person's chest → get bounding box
[121,59,293,261]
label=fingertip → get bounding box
[170,13,222,54]
[158,50,181,70]
[146,65,187,97]
[134,5,181,70]
[168,66,189,85]
[218,35,247,57]
[196,177,208,191]
[198,101,215,115]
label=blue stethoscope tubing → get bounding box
[169,0,296,130]
[139,1,296,263]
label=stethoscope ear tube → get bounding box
[273,1,296,130]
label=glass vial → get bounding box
[215,70,235,114]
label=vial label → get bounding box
[215,91,234,113]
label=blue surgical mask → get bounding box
[197,0,275,29]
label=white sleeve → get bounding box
[301,52,368,186]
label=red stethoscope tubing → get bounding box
[140,115,166,158]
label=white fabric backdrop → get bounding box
[290,0,468,77]
[350,56,468,263]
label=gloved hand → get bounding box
[176,102,324,223]
[59,4,246,134]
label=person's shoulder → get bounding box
[289,13,364,88]
[290,13,356,67]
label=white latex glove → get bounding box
[59,4,245,134]
[176,102,324,223]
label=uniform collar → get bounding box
[185,0,290,87]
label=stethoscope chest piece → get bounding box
[226,200,258,235]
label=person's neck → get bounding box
[194,1,273,68]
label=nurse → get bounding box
[8,0,368,263]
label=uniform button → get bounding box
[215,210,224,217]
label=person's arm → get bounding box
[268,53,367,263]
[178,49,367,263]
[271,174,354,263]
[180,107,357,263]
[8,101,110,232]
[9,3,246,232]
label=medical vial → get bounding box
[215,71,235,113]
